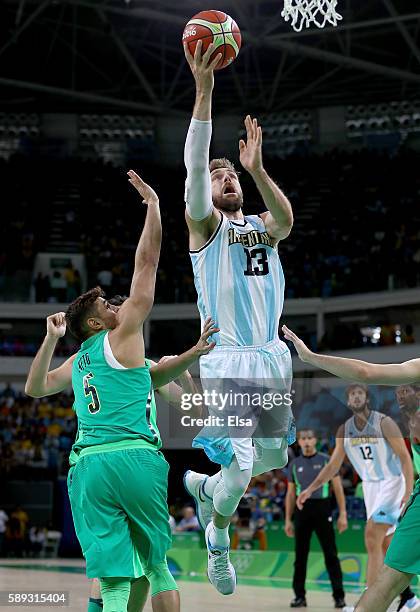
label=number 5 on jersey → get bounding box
[83,372,101,414]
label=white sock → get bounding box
[209,521,230,548]
[202,471,222,499]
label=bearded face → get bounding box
[211,167,243,212]
[347,386,368,413]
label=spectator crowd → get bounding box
[0,503,60,559]
[0,146,419,305]
[0,384,75,478]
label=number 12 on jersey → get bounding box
[83,372,101,414]
[360,445,373,461]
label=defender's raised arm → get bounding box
[114,171,161,338]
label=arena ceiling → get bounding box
[0,0,420,115]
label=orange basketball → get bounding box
[182,10,241,70]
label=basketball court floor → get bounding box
[0,559,405,611]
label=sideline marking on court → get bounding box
[0,563,368,593]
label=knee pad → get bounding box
[99,578,130,612]
[253,442,288,475]
[145,559,178,598]
[224,468,252,500]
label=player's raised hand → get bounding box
[127,170,159,206]
[46,312,66,339]
[282,325,313,364]
[239,115,263,176]
[296,488,312,510]
[194,316,220,356]
[184,40,222,92]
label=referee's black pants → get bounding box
[293,498,345,600]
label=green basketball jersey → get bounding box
[70,330,161,464]
[412,441,420,475]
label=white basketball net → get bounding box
[281,0,342,32]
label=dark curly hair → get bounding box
[297,428,317,439]
[108,294,128,306]
[65,286,104,342]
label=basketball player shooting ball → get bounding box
[182,39,295,595]
[283,325,420,612]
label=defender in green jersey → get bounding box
[87,353,198,612]
[85,294,202,612]
[26,171,218,612]
[396,385,420,475]
[282,325,420,612]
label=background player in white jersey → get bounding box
[181,41,295,596]
[282,325,420,612]
[294,383,413,594]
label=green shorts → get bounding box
[385,478,420,575]
[67,447,172,578]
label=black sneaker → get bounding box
[290,597,307,608]
[334,598,346,609]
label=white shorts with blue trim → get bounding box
[192,338,295,470]
[363,475,405,536]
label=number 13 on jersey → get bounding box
[244,248,269,276]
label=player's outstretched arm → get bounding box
[381,417,414,506]
[152,363,186,400]
[239,115,293,242]
[150,317,219,389]
[296,435,346,509]
[153,357,197,398]
[112,171,161,344]
[152,358,202,415]
[25,313,75,397]
[183,41,222,249]
[283,324,420,385]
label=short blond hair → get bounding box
[209,157,240,175]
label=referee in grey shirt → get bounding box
[285,429,348,609]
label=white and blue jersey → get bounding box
[343,411,402,482]
[190,213,285,347]
[189,212,295,468]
